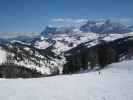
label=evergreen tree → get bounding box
[97,42,117,68]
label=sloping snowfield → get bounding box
[0,60,133,100]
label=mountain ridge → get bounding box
[0,19,133,78]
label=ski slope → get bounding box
[0,60,133,100]
[0,48,7,64]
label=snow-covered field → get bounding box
[0,60,133,100]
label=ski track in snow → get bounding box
[0,60,133,100]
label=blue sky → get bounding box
[0,0,133,33]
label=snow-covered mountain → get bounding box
[39,20,133,53]
[0,41,65,75]
[80,19,132,34]
[0,19,133,78]
[41,20,133,37]
[0,60,133,100]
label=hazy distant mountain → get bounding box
[40,25,77,38]
[40,25,57,37]
[80,20,132,34]
[129,25,133,31]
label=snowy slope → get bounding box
[0,48,7,64]
[0,41,66,75]
[38,31,133,55]
[0,60,133,100]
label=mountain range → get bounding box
[0,19,133,78]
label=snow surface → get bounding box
[35,40,50,49]
[0,60,133,100]
[0,48,7,64]
[38,32,133,55]
[103,32,133,41]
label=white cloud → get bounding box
[0,32,38,39]
[52,18,87,23]
[52,18,65,22]
[75,19,88,23]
